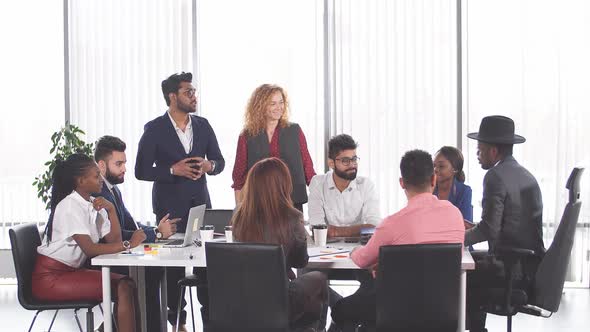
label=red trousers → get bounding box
[32,254,126,302]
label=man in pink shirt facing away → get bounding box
[329,149,465,332]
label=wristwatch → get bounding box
[169,167,174,175]
[123,240,131,251]
[209,160,216,173]
[155,228,163,241]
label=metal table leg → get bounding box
[458,270,467,332]
[102,267,112,332]
[160,267,168,332]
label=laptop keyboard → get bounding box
[165,239,184,246]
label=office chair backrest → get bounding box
[204,209,233,233]
[205,242,290,332]
[532,168,584,312]
[9,223,42,309]
[376,243,462,332]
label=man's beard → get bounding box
[479,159,493,170]
[178,100,196,114]
[105,169,124,185]
[334,167,357,181]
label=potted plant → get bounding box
[33,123,94,210]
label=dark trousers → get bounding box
[330,275,376,331]
[166,267,209,326]
[299,269,373,330]
[466,250,512,331]
[466,266,499,331]
[109,266,164,332]
[289,271,329,328]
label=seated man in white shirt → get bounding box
[307,134,381,329]
[308,134,380,237]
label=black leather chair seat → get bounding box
[375,243,463,332]
[483,289,528,315]
[206,242,294,332]
[178,274,203,287]
[489,289,528,305]
[22,299,99,311]
[10,223,100,332]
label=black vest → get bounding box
[246,123,308,204]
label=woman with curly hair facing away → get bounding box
[232,84,316,211]
[232,157,328,330]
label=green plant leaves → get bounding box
[33,123,95,210]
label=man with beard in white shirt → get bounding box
[307,134,380,330]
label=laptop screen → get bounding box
[185,204,206,243]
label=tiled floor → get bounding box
[1,280,588,331]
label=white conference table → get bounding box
[92,240,474,332]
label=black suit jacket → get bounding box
[465,156,545,255]
[135,112,225,232]
[98,182,156,243]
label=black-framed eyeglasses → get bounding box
[180,88,197,98]
[334,156,360,166]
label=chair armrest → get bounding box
[495,246,537,259]
[493,246,537,285]
[493,247,538,311]
[490,246,538,275]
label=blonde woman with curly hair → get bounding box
[232,84,316,211]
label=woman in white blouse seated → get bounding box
[32,154,146,332]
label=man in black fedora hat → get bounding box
[465,115,545,332]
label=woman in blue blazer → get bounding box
[433,146,473,224]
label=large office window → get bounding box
[67,0,324,217]
[68,0,195,223]
[464,0,590,285]
[197,0,325,209]
[0,0,64,248]
[328,0,459,216]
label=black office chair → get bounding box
[481,167,584,332]
[205,242,294,332]
[357,243,462,332]
[9,223,101,332]
[204,209,233,233]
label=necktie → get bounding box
[112,186,140,230]
[112,186,123,217]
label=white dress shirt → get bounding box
[102,175,115,195]
[167,111,193,154]
[308,171,381,227]
[38,191,111,268]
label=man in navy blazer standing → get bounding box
[136,72,225,331]
[135,72,225,232]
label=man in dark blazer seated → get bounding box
[95,135,179,332]
[135,72,225,332]
[465,115,545,332]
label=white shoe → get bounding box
[171,324,188,332]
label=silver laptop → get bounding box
[163,204,206,248]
